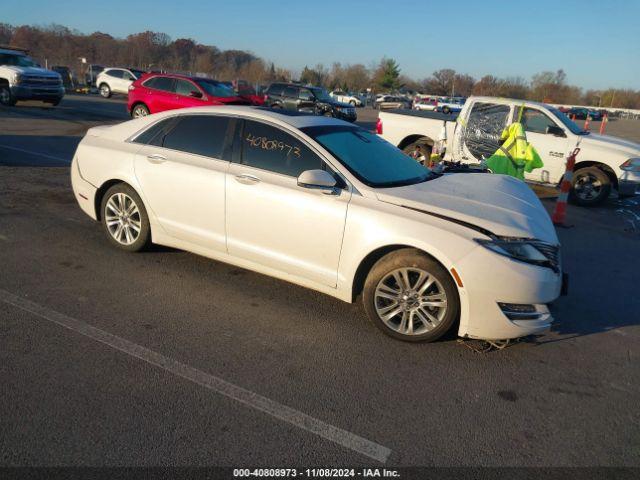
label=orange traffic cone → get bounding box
[599,114,608,135]
[551,148,580,226]
[584,115,590,131]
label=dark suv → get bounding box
[264,83,357,122]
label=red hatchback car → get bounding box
[127,73,251,117]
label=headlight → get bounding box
[12,72,22,85]
[475,237,560,271]
[620,158,640,172]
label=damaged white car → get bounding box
[71,106,564,342]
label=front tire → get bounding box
[99,83,112,98]
[0,84,17,106]
[100,184,151,252]
[363,249,459,342]
[569,167,611,206]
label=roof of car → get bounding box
[142,72,225,83]
[153,105,354,129]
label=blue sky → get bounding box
[5,0,640,90]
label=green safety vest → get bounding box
[485,122,543,180]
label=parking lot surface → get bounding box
[0,95,639,467]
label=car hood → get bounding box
[4,65,60,78]
[375,173,558,243]
[579,133,640,157]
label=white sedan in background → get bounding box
[71,106,563,342]
[96,67,145,98]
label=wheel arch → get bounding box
[130,101,149,115]
[350,244,459,302]
[94,179,148,221]
[572,160,618,190]
[398,134,434,151]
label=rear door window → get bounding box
[107,69,124,78]
[162,115,233,160]
[143,76,175,92]
[267,84,285,96]
[240,120,323,177]
[283,86,299,98]
[464,102,511,159]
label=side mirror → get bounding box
[546,125,566,137]
[297,169,339,195]
[190,90,203,98]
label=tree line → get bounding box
[2,23,639,108]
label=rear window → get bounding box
[143,76,175,92]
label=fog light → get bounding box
[498,303,542,320]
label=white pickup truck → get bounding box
[0,46,64,106]
[378,96,640,206]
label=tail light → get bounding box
[376,117,383,135]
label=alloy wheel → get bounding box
[574,172,602,201]
[133,106,148,118]
[374,267,448,336]
[104,193,142,246]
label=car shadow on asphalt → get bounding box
[0,134,80,167]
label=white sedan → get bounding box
[71,106,563,342]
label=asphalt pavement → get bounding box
[0,95,639,468]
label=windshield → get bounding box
[549,107,586,135]
[0,53,38,67]
[302,125,432,188]
[130,69,145,78]
[311,88,332,102]
[195,80,236,98]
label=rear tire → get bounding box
[569,167,611,206]
[100,184,151,252]
[0,84,17,106]
[131,103,150,118]
[403,139,432,165]
[99,83,111,98]
[363,249,459,342]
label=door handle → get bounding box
[234,173,260,185]
[146,153,167,164]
